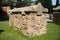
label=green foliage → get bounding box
[37,0,53,13]
[16,2,27,7]
[1,0,53,12]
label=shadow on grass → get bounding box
[47,21,53,23]
[47,21,60,26]
[53,22,60,26]
[0,19,9,22]
[0,29,4,34]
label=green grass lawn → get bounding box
[0,21,60,40]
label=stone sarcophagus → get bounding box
[8,3,48,37]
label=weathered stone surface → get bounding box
[8,3,48,37]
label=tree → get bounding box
[37,0,53,19]
[37,0,53,13]
[0,0,2,17]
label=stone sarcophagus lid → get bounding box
[8,3,48,37]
